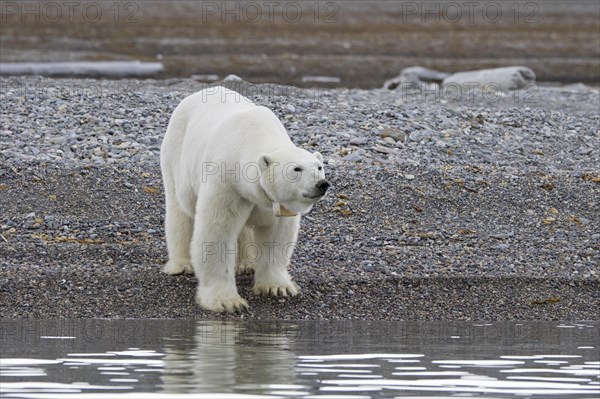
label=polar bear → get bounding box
[160,86,329,312]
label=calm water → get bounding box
[1,320,598,398]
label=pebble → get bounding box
[379,128,407,143]
[491,232,514,240]
[361,260,375,272]
[49,137,66,145]
[383,137,396,146]
[349,137,368,146]
[343,152,363,162]
[409,130,433,142]
[371,145,394,154]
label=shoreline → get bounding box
[1,78,598,320]
[1,1,598,88]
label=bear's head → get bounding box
[259,148,329,214]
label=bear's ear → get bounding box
[313,151,323,162]
[259,154,273,170]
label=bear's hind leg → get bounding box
[253,217,301,297]
[236,226,256,275]
[163,184,193,275]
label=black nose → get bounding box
[316,179,330,193]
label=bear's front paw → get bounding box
[163,260,193,275]
[235,260,255,275]
[196,290,249,313]
[254,281,300,297]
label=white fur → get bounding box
[160,86,326,312]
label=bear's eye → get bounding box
[318,166,323,171]
[293,167,303,172]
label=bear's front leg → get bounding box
[191,195,252,312]
[253,216,301,297]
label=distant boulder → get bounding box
[383,66,449,90]
[223,74,244,82]
[442,66,536,91]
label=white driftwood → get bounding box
[0,61,164,77]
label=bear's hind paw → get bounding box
[254,282,300,297]
[235,261,255,275]
[163,260,193,275]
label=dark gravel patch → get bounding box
[1,161,598,320]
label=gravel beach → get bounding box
[0,77,599,320]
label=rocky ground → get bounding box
[0,77,599,320]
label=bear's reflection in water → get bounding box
[160,321,300,393]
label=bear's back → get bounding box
[185,86,256,115]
